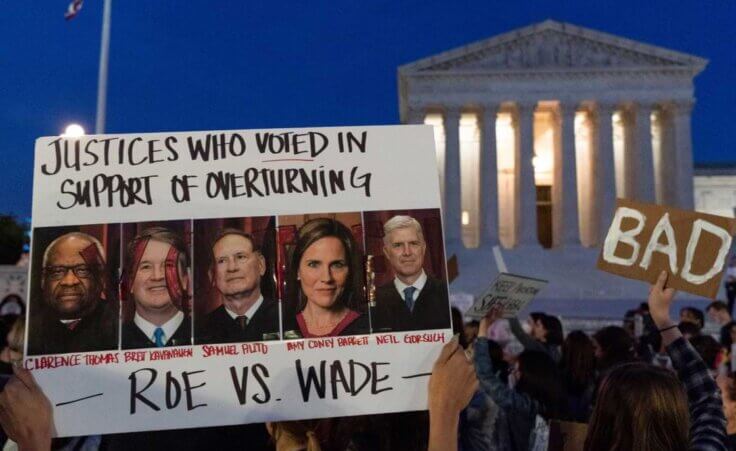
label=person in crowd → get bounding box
[283,218,368,338]
[459,338,505,451]
[0,316,24,375]
[584,271,726,451]
[631,309,663,364]
[678,321,702,340]
[716,373,736,450]
[121,227,192,349]
[486,339,510,385]
[0,315,100,450]
[723,321,736,353]
[592,325,637,373]
[27,232,118,355]
[527,312,545,336]
[450,307,470,349]
[509,312,563,363]
[560,330,596,422]
[725,255,736,316]
[196,229,279,344]
[474,306,568,451]
[689,334,723,377]
[0,295,24,317]
[680,306,705,332]
[463,320,480,347]
[0,315,20,376]
[709,301,734,348]
[371,215,450,332]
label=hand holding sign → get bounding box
[0,367,53,450]
[428,338,477,451]
[647,271,678,329]
[479,305,504,337]
[428,337,477,415]
[597,199,736,298]
[647,271,683,347]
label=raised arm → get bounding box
[508,317,546,353]
[474,307,535,414]
[649,271,727,451]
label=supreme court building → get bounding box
[398,21,711,313]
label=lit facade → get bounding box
[398,21,709,312]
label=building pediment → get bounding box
[401,20,707,74]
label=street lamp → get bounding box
[62,124,85,137]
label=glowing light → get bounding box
[461,210,470,225]
[532,153,553,172]
[62,124,85,137]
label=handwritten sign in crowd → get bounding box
[465,273,547,319]
[27,126,453,437]
[597,198,736,298]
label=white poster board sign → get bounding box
[465,273,547,319]
[26,125,453,437]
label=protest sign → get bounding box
[26,125,452,437]
[465,273,547,319]
[597,198,736,298]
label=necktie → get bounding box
[153,327,166,347]
[236,315,248,330]
[403,286,417,312]
[66,319,81,331]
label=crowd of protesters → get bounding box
[0,272,733,450]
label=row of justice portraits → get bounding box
[26,209,451,356]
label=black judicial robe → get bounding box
[27,300,118,356]
[370,276,451,333]
[195,297,280,344]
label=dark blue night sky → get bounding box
[2,1,734,218]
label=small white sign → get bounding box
[465,273,547,319]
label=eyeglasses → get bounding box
[43,264,95,280]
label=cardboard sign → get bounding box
[597,198,736,298]
[465,273,547,319]
[26,125,453,437]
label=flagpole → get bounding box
[95,0,111,134]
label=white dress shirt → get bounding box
[224,295,264,322]
[393,270,428,304]
[134,310,184,345]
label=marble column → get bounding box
[444,108,462,245]
[516,101,539,246]
[634,102,656,203]
[480,103,499,247]
[596,102,617,244]
[672,99,695,210]
[558,102,581,246]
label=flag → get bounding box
[64,0,83,20]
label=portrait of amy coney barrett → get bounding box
[280,215,369,339]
